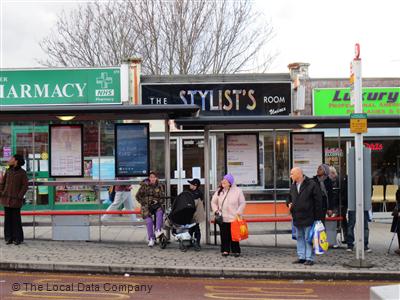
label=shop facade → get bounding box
[1,63,399,214]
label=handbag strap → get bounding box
[218,188,230,211]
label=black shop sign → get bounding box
[141,82,291,116]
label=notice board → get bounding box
[115,123,150,177]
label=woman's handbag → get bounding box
[214,188,230,225]
[215,213,224,225]
[231,216,248,242]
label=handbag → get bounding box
[215,188,230,225]
[231,216,248,241]
[149,201,161,214]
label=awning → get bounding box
[0,104,200,121]
[174,115,400,130]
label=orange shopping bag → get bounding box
[231,216,249,242]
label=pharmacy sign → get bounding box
[0,68,121,105]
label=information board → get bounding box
[225,133,259,185]
[290,132,324,178]
[115,123,150,177]
[50,125,83,177]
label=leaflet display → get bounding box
[50,125,83,177]
[115,123,150,177]
[290,132,324,178]
[225,133,259,185]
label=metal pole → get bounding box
[353,59,365,261]
[273,130,277,247]
[204,126,211,244]
[32,122,36,239]
[164,120,171,199]
[98,120,102,242]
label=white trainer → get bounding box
[148,239,155,247]
[155,230,163,238]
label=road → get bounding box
[0,271,399,300]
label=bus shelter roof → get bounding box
[175,115,400,130]
[0,104,199,122]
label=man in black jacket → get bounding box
[287,167,323,266]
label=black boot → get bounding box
[194,241,201,251]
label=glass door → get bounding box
[170,137,205,196]
[12,125,53,209]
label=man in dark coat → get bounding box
[0,154,29,245]
[287,167,323,266]
[313,164,335,219]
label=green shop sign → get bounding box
[313,87,400,116]
[0,68,121,105]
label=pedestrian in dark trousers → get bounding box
[0,154,29,245]
[390,186,400,255]
[287,167,323,266]
[211,174,246,257]
[187,179,205,251]
[313,164,335,221]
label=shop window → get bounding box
[263,134,274,189]
[276,132,290,189]
[150,139,165,179]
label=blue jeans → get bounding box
[347,210,369,249]
[295,225,315,261]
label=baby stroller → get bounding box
[160,190,197,251]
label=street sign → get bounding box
[350,113,367,133]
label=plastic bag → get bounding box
[291,221,297,240]
[231,217,248,242]
[313,220,329,255]
[306,222,315,245]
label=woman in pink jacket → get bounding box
[211,174,246,257]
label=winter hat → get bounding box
[188,179,200,187]
[319,164,330,176]
[223,173,234,185]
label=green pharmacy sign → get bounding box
[0,68,121,105]
[313,87,400,116]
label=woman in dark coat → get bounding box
[0,154,29,245]
[390,186,400,255]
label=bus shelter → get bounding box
[0,104,199,239]
[175,114,400,245]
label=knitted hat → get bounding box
[223,173,234,185]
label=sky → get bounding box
[1,0,400,78]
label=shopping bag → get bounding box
[231,216,249,242]
[291,221,297,240]
[313,221,329,255]
[306,222,315,245]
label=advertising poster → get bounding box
[50,125,83,177]
[225,134,259,185]
[290,133,324,178]
[115,123,149,177]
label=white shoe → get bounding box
[148,239,155,247]
[155,230,163,238]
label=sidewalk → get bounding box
[1,220,399,280]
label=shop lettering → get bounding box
[364,142,383,151]
[178,89,256,111]
[332,90,398,103]
[0,83,87,99]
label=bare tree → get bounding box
[39,0,276,75]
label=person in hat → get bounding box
[187,178,205,251]
[211,174,246,257]
[0,154,29,245]
[313,164,335,220]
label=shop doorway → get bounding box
[12,125,53,209]
[170,137,205,197]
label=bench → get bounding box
[211,215,343,245]
[0,209,143,241]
